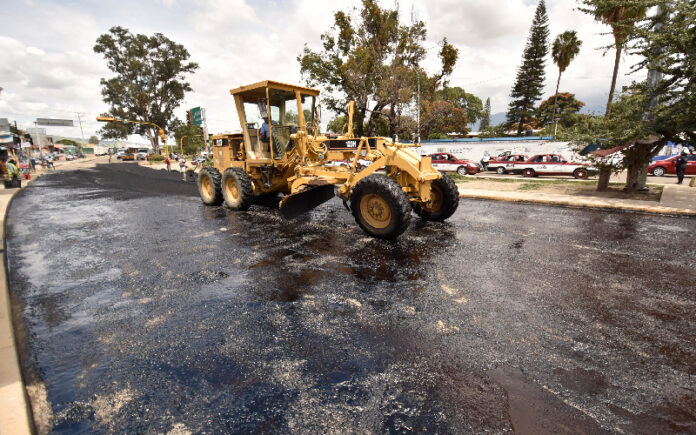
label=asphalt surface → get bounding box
[6,163,696,434]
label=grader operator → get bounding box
[197,80,459,239]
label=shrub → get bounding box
[148,154,165,162]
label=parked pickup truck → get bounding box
[494,154,596,179]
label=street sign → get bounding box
[36,118,74,127]
[190,107,203,126]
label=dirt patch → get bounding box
[459,178,662,202]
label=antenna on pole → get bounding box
[412,2,420,144]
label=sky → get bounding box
[0,0,646,144]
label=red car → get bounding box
[487,154,529,174]
[427,153,480,175]
[649,154,696,177]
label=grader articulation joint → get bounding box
[197,80,459,239]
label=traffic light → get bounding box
[159,129,166,142]
[186,110,193,125]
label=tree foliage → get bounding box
[93,27,198,152]
[536,93,585,127]
[421,101,468,138]
[88,135,99,144]
[434,87,483,125]
[578,0,650,117]
[298,0,457,138]
[506,0,549,136]
[172,120,205,155]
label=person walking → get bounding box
[7,159,21,188]
[675,150,689,184]
[164,156,171,172]
[184,160,198,181]
[29,156,36,172]
[178,156,186,181]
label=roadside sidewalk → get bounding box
[457,182,696,216]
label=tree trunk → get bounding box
[606,44,622,118]
[365,104,384,136]
[597,168,611,191]
[551,70,562,131]
[354,108,366,137]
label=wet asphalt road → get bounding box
[6,164,696,434]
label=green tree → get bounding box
[88,135,99,144]
[435,87,483,125]
[506,0,550,136]
[421,100,468,138]
[173,121,205,155]
[93,27,198,153]
[536,93,585,127]
[578,0,649,118]
[479,97,491,130]
[298,0,457,138]
[550,31,582,131]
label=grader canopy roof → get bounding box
[229,80,320,97]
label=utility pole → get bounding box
[416,70,421,144]
[75,112,86,142]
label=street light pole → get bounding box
[96,116,169,156]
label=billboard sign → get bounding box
[190,107,203,126]
[36,118,74,127]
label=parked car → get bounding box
[65,154,75,161]
[649,154,696,176]
[487,154,529,174]
[427,153,480,175]
[121,153,135,161]
[136,151,149,160]
[495,154,596,179]
[116,151,125,160]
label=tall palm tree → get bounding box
[552,31,582,99]
[581,1,648,118]
[551,31,582,133]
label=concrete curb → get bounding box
[458,189,696,217]
[0,176,40,435]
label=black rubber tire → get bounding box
[221,167,253,210]
[457,166,468,176]
[573,168,589,179]
[413,173,459,222]
[652,166,665,177]
[197,167,223,205]
[350,174,411,240]
[496,166,506,175]
[523,168,536,177]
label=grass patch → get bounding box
[517,182,543,191]
[448,174,475,182]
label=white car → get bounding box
[136,151,149,160]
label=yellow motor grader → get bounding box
[197,80,459,239]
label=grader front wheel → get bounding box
[222,168,253,210]
[350,175,411,240]
[197,168,223,206]
[413,174,459,222]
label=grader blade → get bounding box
[279,184,336,219]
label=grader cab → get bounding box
[197,80,459,239]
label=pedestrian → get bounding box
[675,150,689,184]
[6,158,21,188]
[108,152,112,163]
[48,156,55,169]
[480,151,490,171]
[164,155,171,172]
[184,160,198,181]
[29,157,36,172]
[178,156,186,181]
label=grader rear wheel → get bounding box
[413,173,459,222]
[350,175,411,240]
[221,167,253,210]
[197,167,223,206]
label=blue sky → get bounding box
[0,0,644,143]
